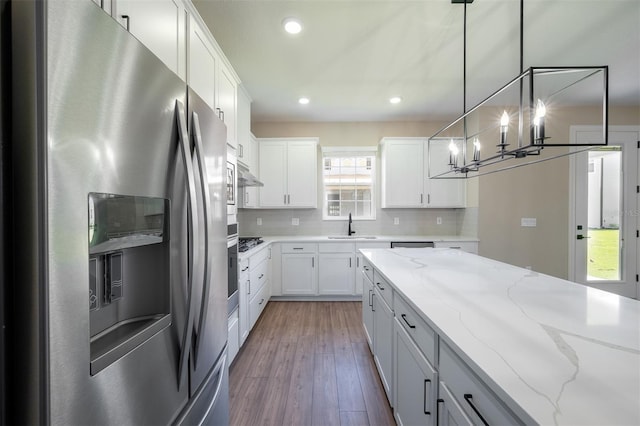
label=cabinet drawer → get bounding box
[281,242,317,253]
[439,343,523,426]
[393,294,437,366]
[318,242,356,253]
[250,259,268,294]
[372,272,393,309]
[250,246,270,268]
[249,283,269,329]
[362,258,374,283]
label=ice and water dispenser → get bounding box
[88,193,170,375]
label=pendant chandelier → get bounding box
[428,0,608,178]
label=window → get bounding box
[322,148,376,220]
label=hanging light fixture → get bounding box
[428,0,608,178]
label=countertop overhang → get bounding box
[361,247,640,425]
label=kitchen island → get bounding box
[361,247,640,425]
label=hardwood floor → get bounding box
[229,301,396,426]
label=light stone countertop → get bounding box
[237,235,478,259]
[361,247,640,425]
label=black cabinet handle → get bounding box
[464,394,489,426]
[423,379,431,415]
[259,273,264,279]
[376,282,385,290]
[259,298,265,305]
[436,398,444,425]
[371,293,375,312]
[401,313,416,329]
[121,14,130,31]
[368,289,373,308]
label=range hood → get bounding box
[237,168,264,187]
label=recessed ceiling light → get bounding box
[389,96,402,104]
[283,18,302,35]
[298,97,310,105]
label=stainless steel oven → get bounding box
[227,224,238,314]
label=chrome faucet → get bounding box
[348,213,356,236]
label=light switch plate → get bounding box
[257,218,262,226]
[436,217,442,225]
[521,217,537,227]
[393,217,399,225]
[292,218,299,226]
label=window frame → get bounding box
[321,147,377,221]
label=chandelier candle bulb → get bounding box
[473,138,481,162]
[534,99,546,144]
[499,111,509,148]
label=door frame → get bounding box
[569,125,640,299]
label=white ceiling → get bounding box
[193,0,640,123]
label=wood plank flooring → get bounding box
[229,301,396,426]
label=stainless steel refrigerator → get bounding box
[3,1,229,424]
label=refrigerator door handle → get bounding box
[176,100,201,388]
[191,111,214,367]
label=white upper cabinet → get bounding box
[425,140,466,208]
[188,14,217,109]
[381,138,424,208]
[258,138,317,208]
[380,137,465,208]
[217,64,237,149]
[236,85,252,169]
[111,0,187,80]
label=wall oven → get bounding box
[227,224,239,314]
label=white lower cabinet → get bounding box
[249,280,269,329]
[238,246,270,348]
[281,243,317,295]
[373,285,394,405]
[238,257,250,345]
[227,308,239,364]
[361,267,375,349]
[437,382,473,426]
[439,342,522,426]
[318,243,356,295]
[394,319,438,426]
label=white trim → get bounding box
[569,125,640,295]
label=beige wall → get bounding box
[477,106,640,279]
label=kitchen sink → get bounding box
[328,236,377,239]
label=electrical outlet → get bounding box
[292,218,299,226]
[257,218,262,226]
[393,217,399,225]
[436,217,442,225]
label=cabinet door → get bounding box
[362,273,374,349]
[236,87,251,168]
[381,139,424,208]
[217,64,237,149]
[437,383,473,426]
[318,253,355,295]
[282,254,317,295]
[249,282,269,329]
[394,319,438,426]
[258,141,287,207]
[238,271,250,344]
[114,0,185,79]
[188,15,217,109]
[425,141,466,208]
[373,290,394,404]
[286,141,317,208]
